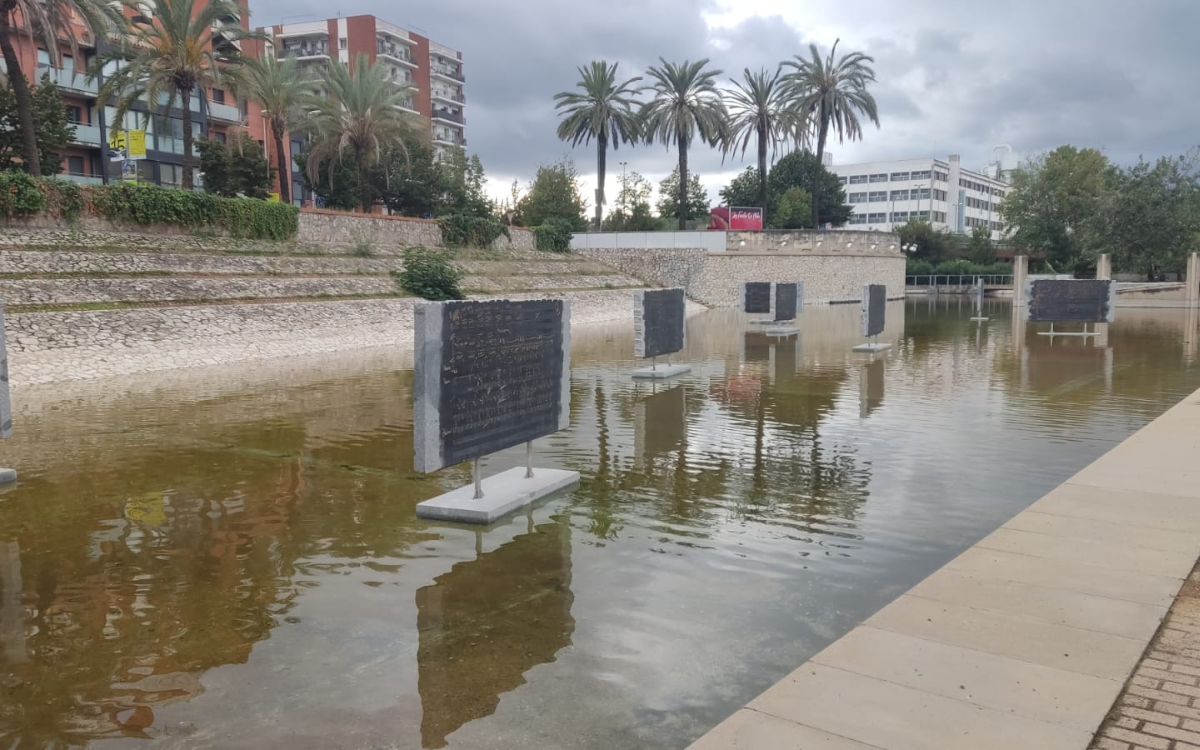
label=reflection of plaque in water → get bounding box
[634,385,686,468]
[773,336,802,380]
[859,359,885,417]
[743,282,771,314]
[743,332,772,362]
[416,522,574,748]
[1024,338,1110,391]
[414,299,571,472]
[1025,279,1114,323]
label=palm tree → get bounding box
[782,39,880,228]
[244,54,310,205]
[722,67,809,217]
[95,0,256,190]
[553,60,642,229]
[640,58,726,230]
[304,54,427,213]
[0,0,124,175]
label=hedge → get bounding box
[531,217,575,253]
[0,170,298,240]
[906,258,1014,276]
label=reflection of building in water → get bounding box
[416,521,574,748]
[859,359,885,417]
[633,385,687,471]
[1021,336,1112,393]
[0,541,26,665]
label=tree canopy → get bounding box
[656,168,710,224]
[0,75,73,176]
[198,133,272,199]
[720,151,850,227]
[518,159,589,229]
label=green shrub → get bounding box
[906,259,934,276]
[40,178,83,220]
[437,212,510,248]
[531,217,575,253]
[395,246,465,300]
[89,183,297,239]
[215,196,298,240]
[0,169,46,218]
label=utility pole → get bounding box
[620,161,628,216]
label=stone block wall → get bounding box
[579,246,905,306]
[297,210,536,251]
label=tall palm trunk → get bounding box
[180,85,195,189]
[272,120,290,205]
[677,135,688,230]
[595,137,606,229]
[811,105,829,229]
[757,120,768,218]
[0,23,42,176]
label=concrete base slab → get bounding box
[765,327,800,337]
[0,468,17,484]
[971,316,990,322]
[852,343,892,353]
[1037,331,1099,337]
[749,319,792,326]
[631,363,692,380]
[416,467,579,524]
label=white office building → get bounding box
[830,152,1015,240]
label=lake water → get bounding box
[1,299,1198,749]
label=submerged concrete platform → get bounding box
[689,385,1200,750]
[0,468,15,484]
[415,467,580,524]
[631,363,691,380]
[851,342,892,353]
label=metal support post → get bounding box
[525,441,534,479]
[472,457,483,499]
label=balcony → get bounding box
[59,172,104,186]
[208,99,241,123]
[70,123,103,147]
[431,66,465,83]
[39,66,98,96]
[432,108,464,125]
[432,90,465,105]
[212,20,242,51]
[376,42,416,68]
[278,42,329,60]
[434,134,466,147]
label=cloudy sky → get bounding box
[255,0,1198,209]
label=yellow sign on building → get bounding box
[108,130,147,160]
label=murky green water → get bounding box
[1,299,1199,749]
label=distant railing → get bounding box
[906,274,1014,288]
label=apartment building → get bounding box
[829,154,1011,240]
[1,0,268,187]
[268,15,466,204]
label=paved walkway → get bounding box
[690,386,1200,749]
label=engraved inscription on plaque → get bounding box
[414,299,571,473]
[0,306,10,439]
[861,285,886,338]
[774,283,798,321]
[634,288,686,359]
[743,282,771,314]
[1025,279,1114,323]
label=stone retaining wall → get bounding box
[0,249,404,275]
[0,276,398,305]
[298,209,537,251]
[8,289,643,384]
[579,247,905,305]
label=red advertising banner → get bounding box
[730,206,764,230]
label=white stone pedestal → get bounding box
[852,343,893,354]
[0,469,17,484]
[631,363,692,379]
[416,467,579,524]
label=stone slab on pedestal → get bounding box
[852,343,893,353]
[415,467,579,524]
[631,363,692,380]
[0,469,16,484]
[765,326,800,337]
[970,316,990,322]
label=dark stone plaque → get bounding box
[635,288,686,359]
[413,299,571,472]
[743,282,771,314]
[862,285,886,337]
[774,283,798,322]
[1025,279,1114,323]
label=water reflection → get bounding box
[416,519,573,748]
[0,299,1196,749]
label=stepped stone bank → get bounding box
[0,213,901,384]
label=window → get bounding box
[932,211,947,223]
[890,171,909,181]
[848,192,867,203]
[848,175,868,185]
[890,189,909,201]
[838,176,847,185]
[215,131,227,143]
[891,211,908,222]
[66,105,83,123]
[212,88,225,104]
[910,210,929,221]
[933,189,948,202]
[68,156,85,175]
[868,212,886,223]
[932,170,948,183]
[36,49,50,67]
[868,190,887,202]
[869,173,888,183]
[339,37,347,50]
[912,188,931,200]
[911,170,932,181]
[849,214,867,224]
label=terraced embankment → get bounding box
[0,229,649,385]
